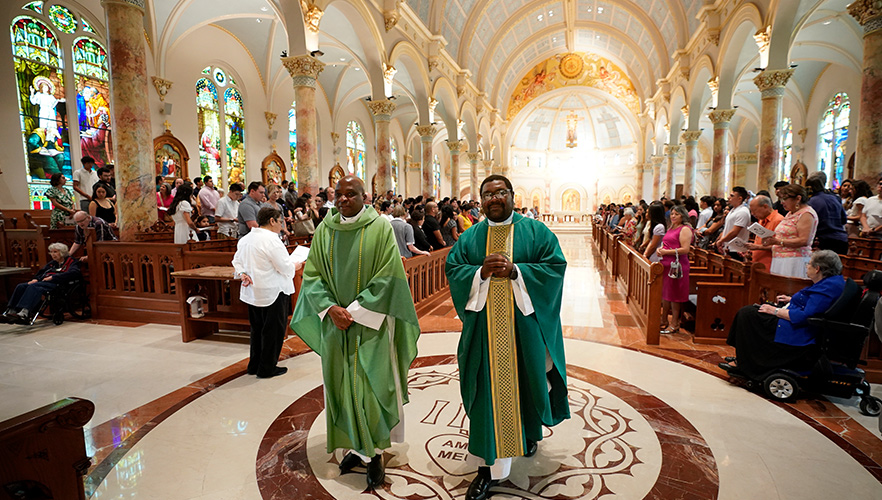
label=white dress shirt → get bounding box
[232,227,298,307]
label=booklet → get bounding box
[747,222,776,238]
[290,244,310,263]
[726,237,750,253]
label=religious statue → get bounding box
[562,190,580,211]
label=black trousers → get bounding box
[818,238,849,255]
[247,292,289,377]
[727,305,817,379]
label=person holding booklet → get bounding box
[745,195,783,271]
[716,187,751,260]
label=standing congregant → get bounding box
[290,175,421,490]
[445,175,570,500]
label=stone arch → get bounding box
[668,85,687,143]
[323,0,385,100]
[389,40,431,124]
[460,101,479,151]
[555,183,589,212]
[530,188,545,212]
[688,56,715,130]
[717,4,763,109]
[513,187,528,208]
[432,77,460,139]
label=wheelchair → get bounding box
[728,277,882,417]
[27,278,91,326]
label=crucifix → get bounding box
[565,112,581,148]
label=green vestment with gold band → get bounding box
[445,212,570,464]
[290,206,420,456]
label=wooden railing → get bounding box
[403,248,451,316]
[0,397,94,500]
[592,220,663,344]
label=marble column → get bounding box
[467,152,481,201]
[482,160,494,178]
[754,69,794,195]
[850,1,882,185]
[447,140,462,199]
[416,125,435,198]
[708,109,736,197]
[651,155,664,200]
[283,55,325,195]
[664,144,680,198]
[368,100,395,195]
[635,162,645,201]
[733,153,756,187]
[102,0,156,241]
[681,131,701,197]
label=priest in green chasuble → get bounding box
[290,175,420,490]
[446,175,570,500]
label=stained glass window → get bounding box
[12,16,71,208]
[433,154,441,198]
[224,87,246,187]
[817,93,850,189]
[780,118,792,182]
[81,17,95,33]
[202,66,210,75]
[47,5,76,34]
[391,139,398,194]
[196,78,221,186]
[23,2,43,14]
[74,37,113,170]
[213,67,227,87]
[289,106,298,188]
[346,121,365,179]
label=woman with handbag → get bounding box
[657,205,693,334]
[290,196,316,237]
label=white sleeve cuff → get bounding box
[318,306,332,321]
[510,264,534,316]
[465,268,490,312]
[346,300,386,331]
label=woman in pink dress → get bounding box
[156,182,173,220]
[657,205,693,334]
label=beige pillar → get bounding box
[467,152,481,201]
[283,55,325,195]
[635,162,646,200]
[416,125,436,198]
[447,140,463,199]
[664,144,681,198]
[368,100,395,195]
[850,1,882,185]
[681,131,701,197]
[651,155,664,200]
[102,0,156,240]
[754,69,794,195]
[708,109,736,197]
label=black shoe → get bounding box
[366,454,384,489]
[338,452,365,474]
[724,356,737,363]
[256,366,288,379]
[3,308,16,320]
[524,439,537,457]
[465,467,499,500]
[16,309,31,324]
[718,362,743,375]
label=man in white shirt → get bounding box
[216,183,242,238]
[716,186,751,258]
[324,187,336,208]
[861,177,882,239]
[696,196,714,233]
[72,156,99,211]
[232,206,302,379]
[198,175,221,222]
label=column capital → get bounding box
[101,0,145,12]
[753,69,794,98]
[264,111,277,129]
[151,76,172,101]
[467,152,482,162]
[482,160,494,169]
[447,140,464,152]
[416,124,437,139]
[664,144,681,156]
[681,130,702,143]
[708,109,736,126]
[282,55,325,88]
[849,0,882,33]
[651,155,665,166]
[368,99,396,120]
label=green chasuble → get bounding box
[290,206,420,456]
[445,212,570,463]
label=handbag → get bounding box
[291,217,315,236]
[668,248,683,279]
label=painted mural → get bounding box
[507,52,640,120]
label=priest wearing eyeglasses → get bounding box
[445,175,570,500]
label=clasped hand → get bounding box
[329,305,353,330]
[481,253,513,280]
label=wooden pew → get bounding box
[0,398,94,500]
[848,237,882,260]
[612,239,663,345]
[404,248,451,316]
[692,260,758,344]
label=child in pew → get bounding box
[195,215,211,241]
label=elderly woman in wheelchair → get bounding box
[3,243,82,324]
[719,250,882,414]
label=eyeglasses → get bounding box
[481,189,511,201]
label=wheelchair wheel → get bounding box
[52,311,64,325]
[860,396,882,417]
[763,373,799,402]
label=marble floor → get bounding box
[1,230,881,499]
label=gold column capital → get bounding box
[368,99,396,119]
[282,55,326,88]
[447,140,464,152]
[151,76,172,101]
[850,0,882,31]
[681,131,702,143]
[754,69,794,98]
[416,125,437,138]
[708,109,736,125]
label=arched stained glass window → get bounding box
[818,93,850,189]
[47,4,76,33]
[780,118,792,182]
[433,154,441,198]
[196,78,221,185]
[23,2,43,14]
[74,37,113,170]
[288,105,297,188]
[81,17,95,33]
[347,121,365,179]
[391,139,398,194]
[224,87,246,187]
[12,16,69,208]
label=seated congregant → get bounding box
[3,243,82,323]
[720,250,845,379]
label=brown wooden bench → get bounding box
[0,398,94,500]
